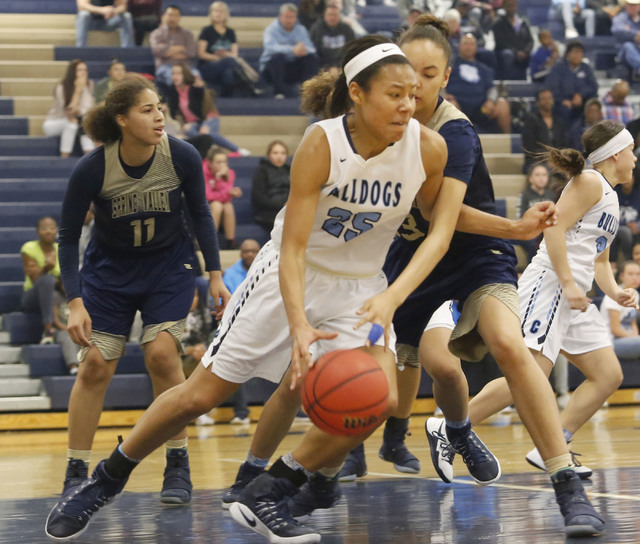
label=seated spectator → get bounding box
[298,0,326,29]
[633,241,640,264]
[545,40,598,123]
[515,164,556,264]
[203,146,242,248]
[53,283,80,375]
[612,0,640,78]
[392,4,425,40]
[93,58,126,104]
[549,0,595,39]
[20,216,60,344]
[456,0,493,48]
[310,3,356,71]
[492,0,533,80]
[251,140,291,233]
[521,88,568,172]
[259,3,320,98]
[166,63,250,156]
[600,260,640,359]
[611,177,640,265]
[446,33,511,133]
[589,0,621,35]
[43,59,96,158]
[335,0,368,36]
[150,5,199,88]
[76,0,134,47]
[567,96,602,150]
[198,1,260,98]
[445,9,497,70]
[529,28,559,82]
[128,0,162,45]
[602,79,638,125]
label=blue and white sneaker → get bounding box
[61,459,88,498]
[425,417,455,483]
[552,469,604,537]
[448,425,501,485]
[45,459,127,541]
[288,473,342,520]
[160,449,192,504]
[221,461,264,509]
[229,473,320,543]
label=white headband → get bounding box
[343,43,406,85]
[587,128,634,164]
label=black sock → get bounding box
[268,458,308,487]
[104,445,139,480]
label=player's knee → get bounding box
[145,349,182,381]
[76,357,112,388]
[488,333,525,366]
[427,356,462,386]
[601,364,623,393]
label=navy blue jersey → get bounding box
[59,135,220,300]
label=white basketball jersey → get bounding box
[270,115,427,277]
[532,169,619,291]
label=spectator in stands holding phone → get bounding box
[75,0,135,47]
[43,59,96,158]
[20,216,60,345]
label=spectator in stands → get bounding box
[198,1,260,98]
[392,4,425,40]
[220,239,262,425]
[568,96,602,150]
[602,79,638,125]
[310,3,356,71]
[492,0,533,80]
[545,40,598,123]
[150,5,199,88]
[53,282,80,375]
[633,241,640,264]
[612,176,640,265]
[521,88,568,172]
[259,3,320,98]
[128,0,162,45]
[600,260,640,358]
[516,164,557,264]
[589,0,621,35]
[20,216,59,344]
[549,0,595,39]
[251,140,290,233]
[445,9,497,69]
[612,0,640,78]
[203,146,242,248]
[93,58,126,104]
[75,0,135,47]
[298,0,326,29]
[43,60,96,158]
[336,0,369,36]
[455,0,492,48]
[446,33,511,133]
[529,28,559,82]
[166,63,250,156]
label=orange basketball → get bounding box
[302,349,389,436]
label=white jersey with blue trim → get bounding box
[531,168,619,292]
[270,115,426,277]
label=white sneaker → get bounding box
[425,417,455,483]
[525,446,593,479]
[230,416,250,425]
[557,393,570,410]
[238,148,251,157]
[195,414,215,426]
[434,406,443,417]
[565,27,579,39]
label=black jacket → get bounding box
[251,158,291,231]
[166,85,206,122]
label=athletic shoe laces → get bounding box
[57,479,113,523]
[453,433,490,467]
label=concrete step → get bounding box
[0,346,21,364]
[0,395,51,411]
[492,174,526,198]
[484,153,524,175]
[0,378,43,397]
[0,61,66,80]
[0,364,30,378]
[0,331,9,343]
[0,78,58,98]
[0,44,54,62]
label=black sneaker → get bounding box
[552,469,605,537]
[288,473,342,520]
[448,426,501,485]
[61,459,88,498]
[229,473,320,543]
[221,461,265,510]
[45,459,127,541]
[160,449,192,504]
[337,444,367,482]
[425,417,455,483]
[378,416,420,474]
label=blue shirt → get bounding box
[259,19,317,71]
[447,58,495,113]
[222,259,248,294]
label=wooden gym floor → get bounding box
[1,405,639,543]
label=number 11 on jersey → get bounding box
[130,218,156,247]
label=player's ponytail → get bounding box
[300,70,340,118]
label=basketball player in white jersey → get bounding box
[45,35,462,543]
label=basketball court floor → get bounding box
[1,405,639,543]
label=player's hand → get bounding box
[289,323,338,390]
[616,288,639,309]
[355,291,398,350]
[67,298,92,347]
[564,283,591,311]
[514,201,558,239]
[208,271,231,320]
